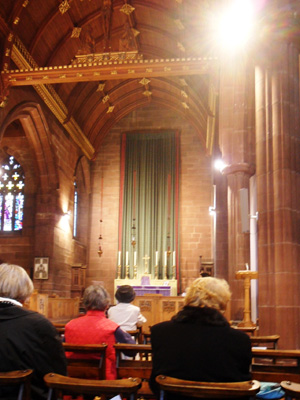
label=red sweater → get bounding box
[65,310,119,379]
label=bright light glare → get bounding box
[217,0,255,50]
[214,159,227,172]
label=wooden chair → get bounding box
[52,322,65,338]
[233,326,257,336]
[127,328,142,343]
[251,335,280,349]
[63,342,107,379]
[155,375,260,399]
[0,369,33,400]
[252,349,300,383]
[281,380,300,400]
[114,343,154,399]
[44,372,142,400]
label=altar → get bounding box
[114,278,178,298]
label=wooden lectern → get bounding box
[235,270,258,327]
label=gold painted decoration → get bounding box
[59,0,70,14]
[139,77,150,86]
[8,34,14,42]
[131,28,140,37]
[22,0,29,7]
[182,102,189,109]
[181,90,188,98]
[107,105,115,113]
[179,78,188,86]
[71,27,82,38]
[102,95,110,103]
[13,17,20,25]
[143,90,152,97]
[97,83,105,92]
[177,42,185,52]
[120,3,135,15]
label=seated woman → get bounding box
[149,277,252,400]
[0,263,67,400]
[65,284,135,380]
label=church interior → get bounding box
[0,0,300,351]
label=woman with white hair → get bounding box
[0,263,67,400]
[150,277,252,400]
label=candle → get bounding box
[126,251,129,266]
[134,251,137,266]
[118,251,121,265]
[173,251,176,266]
[155,251,158,266]
[164,251,167,266]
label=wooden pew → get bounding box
[252,349,300,383]
[281,380,300,400]
[44,373,142,400]
[155,375,260,400]
[63,343,107,380]
[0,369,33,400]
[250,335,280,349]
[114,343,154,399]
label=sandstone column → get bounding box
[218,53,256,320]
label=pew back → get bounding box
[252,349,300,383]
[155,375,260,399]
[63,342,107,380]
[0,369,33,400]
[44,373,141,400]
[114,343,154,399]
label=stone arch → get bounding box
[0,102,59,194]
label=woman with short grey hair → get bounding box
[65,284,135,380]
[82,284,111,310]
[0,263,67,400]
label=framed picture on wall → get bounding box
[34,257,49,280]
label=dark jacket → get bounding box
[150,306,252,400]
[0,304,67,400]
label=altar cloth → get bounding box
[117,285,171,296]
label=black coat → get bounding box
[0,304,67,400]
[150,306,252,400]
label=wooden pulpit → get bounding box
[235,270,258,327]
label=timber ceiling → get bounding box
[0,0,299,159]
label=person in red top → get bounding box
[65,284,135,379]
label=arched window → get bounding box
[73,180,78,238]
[0,155,25,232]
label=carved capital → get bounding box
[0,75,9,108]
[222,162,255,177]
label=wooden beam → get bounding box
[2,56,218,87]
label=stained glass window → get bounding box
[0,155,25,232]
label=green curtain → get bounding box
[119,131,178,279]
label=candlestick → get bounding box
[126,265,129,279]
[164,251,167,266]
[126,251,128,266]
[134,251,137,266]
[118,251,121,265]
[155,251,158,266]
[173,251,175,266]
[117,265,121,279]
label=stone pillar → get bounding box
[218,53,256,320]
[255,42,300,348]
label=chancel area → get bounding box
[0,0,300,351]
